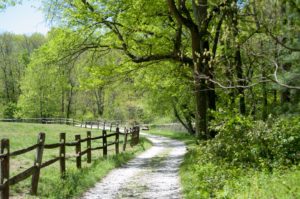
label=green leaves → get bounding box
[0,0,21,10]
[207,113,300,169]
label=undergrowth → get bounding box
[147,115,300,199]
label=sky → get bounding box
[0,0,50,35]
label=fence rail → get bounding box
[0,118,122,128]
[0,125,140,199]
[0,118,78,125]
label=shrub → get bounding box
[207,114,300,169]
[3,102,18,118]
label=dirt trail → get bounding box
[81,133,187,199]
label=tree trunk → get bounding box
[94,87,104,117]
[191,0,210,138]
[173,104,195,135]
[192,31,208,139]
[1,66,10,102]
[273,90,277,105]
[61,89,65,117]
[261,65,268,120]
[207,75,216,111]
[235,47,246,115]
[66,86,74,119]
[232,2,246,115]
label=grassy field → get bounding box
[0,122,151,198]
[144,128,300,199]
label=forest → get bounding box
[0,0,300,198]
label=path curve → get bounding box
[81,133,187,199]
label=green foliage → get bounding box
[181,145,300,199]
[180,148,243,198]
[227,168,300,199]
[0,32,46,117]
[0,0,21,9]
[148,128,300,199]
[3,102,18,118]
[18,63,62,117]
[208,113,300,168]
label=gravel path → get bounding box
[81,133,187,199]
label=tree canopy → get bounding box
[0,0,299,137]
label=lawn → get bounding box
[0,122,151,198]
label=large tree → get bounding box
[40,0,300,137]
[43,0,235,138]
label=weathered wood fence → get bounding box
[0,126,140,199]
[0,118,123,127]
[0,118,79,125]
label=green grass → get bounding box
[224,168,300,199]
[143,128,196,145]
[0,122,151,198]
[144,128,300,199]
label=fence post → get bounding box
[123,128,128,151]
[1,139,10,199]
[103,121,106,130]
[31,132,45,195]
[115,127,119,154]
[87,131,92,163]
[75,134,81,169]
[102,130,107,157]
[137,126,140,142]
[59,133,66,178]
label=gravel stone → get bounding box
[81,133,187,199]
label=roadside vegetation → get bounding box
[0,122,151,198]
[147,122,300,199]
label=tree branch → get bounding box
[212,14,224,59]
[167,0,198,31]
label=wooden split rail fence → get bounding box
[0,126,140,199]
[0,118,123,128]
[0,118,80,125]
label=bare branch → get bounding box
[271,59,300,89]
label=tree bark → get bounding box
[173,103,195,135]
[61,89,65,117]
[167,0,211,138]
[232,1,246,115]
[192,31,208,138]
[66,86,74,119]
[94,87,104,117]
[262,78,268,120]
